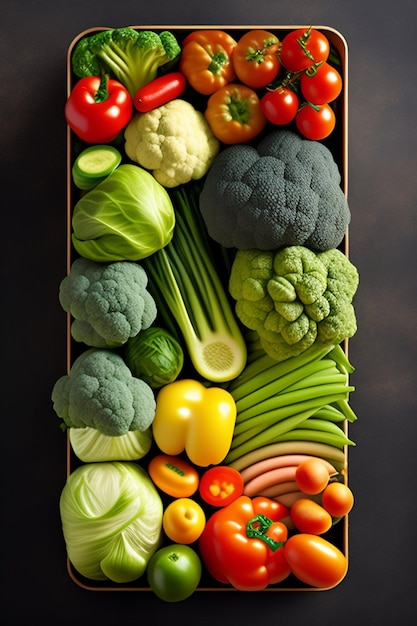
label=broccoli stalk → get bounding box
[72,28,181,97]
[142,183,247,384]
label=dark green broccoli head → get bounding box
[59,258,157,348]
[199,129,351,252]
[51,349,156,436]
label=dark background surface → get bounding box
[2,0,416,623]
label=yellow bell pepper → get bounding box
[152,379,237,467]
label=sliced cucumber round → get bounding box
[72,145,122,190]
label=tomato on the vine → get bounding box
[280,28,330,73]
[295,102,336,140]
[232,29,281,89]
[260,87,299,125]
[300,62,342,105]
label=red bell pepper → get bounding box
[65,75,133,143]
[199,495,291,590]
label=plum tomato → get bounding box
[295,458,331,495]
[147,544,202,602]
[162,498,206,544]
[284,534,347,588]
[260,87,299,125]
[295,102,336,140]
[290,498,333,535]
[199,466,244,507]
[300,62,343,105]
[321,482,354,517]
[279,28,330,73]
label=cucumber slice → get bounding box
[72,145,122,190]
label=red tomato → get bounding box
[65,75,133,143]
[134,72,187,112]
[260,87,299,125]
[295,458,330,494]
[300,62,343,105]
[321,482,354,517]
[295,103,336,140]
[199,466,244,507]
[284,534,347,588]
[279,28,330,73]
[232,29,281,89]
[290,498,333,535]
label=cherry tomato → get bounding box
[147,544,202,602]
[279,28,330,73]
[162,498,206,544]
[65,75,133,144]
[205,83,267,144]
[321,482,354,517]
[295,102,336,140]
[148,454,199,498]
[284,533,347,588]
[290,498,333,535]
[260,87,299,125]
[295,458,331,494]
[232,29,281,89]
[133,72,187,112]
[300,62,343,105]
[199,466,244,507]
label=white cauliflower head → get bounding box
[124,99,220,187]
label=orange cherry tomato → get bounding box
[148,454,199,498]
[204,83,266,144]
[295,458,331,495]
[290,498,333,535]
[321,482,354,517]
[232,29,281,89]
[199,466,244,507]
[284,533,347,588]
[162,498,206,544]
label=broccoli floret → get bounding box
[72,27,181,97]
[58,258,157,348]
[199,129,351,252]
[51,349,156,436]
[229,245,359,362]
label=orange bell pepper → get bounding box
[204,83,267,144]
[180,30,238,95]
[199,495,291,590]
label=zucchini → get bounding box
[72,145,122,190]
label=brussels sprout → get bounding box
[124,327,184,388]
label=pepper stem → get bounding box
[246,514,285,551]
[94,74,110,103]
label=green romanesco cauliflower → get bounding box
[229,245,359,362]
[124,99,220,187]
[51,348,156,436]
[59,258,157,348]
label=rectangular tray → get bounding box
[65,24,350,592]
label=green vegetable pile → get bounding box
[53,25,360,598]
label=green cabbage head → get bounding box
[60,462,163,583]
[71,164,175,262]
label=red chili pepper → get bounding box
[65,75,133,143]
[133,72,187,112]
